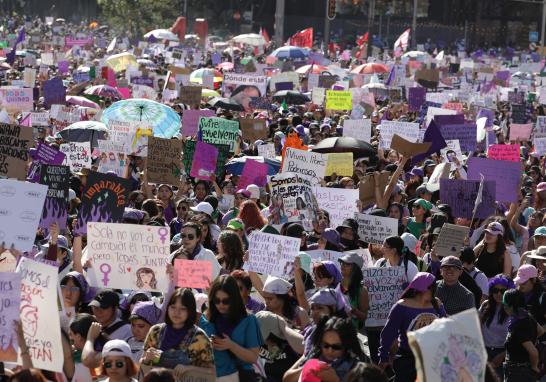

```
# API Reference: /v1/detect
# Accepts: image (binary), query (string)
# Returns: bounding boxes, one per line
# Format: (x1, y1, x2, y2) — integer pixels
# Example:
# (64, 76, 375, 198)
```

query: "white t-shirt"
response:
(373, 257, 418, 284)
(72, 362, 93, 382)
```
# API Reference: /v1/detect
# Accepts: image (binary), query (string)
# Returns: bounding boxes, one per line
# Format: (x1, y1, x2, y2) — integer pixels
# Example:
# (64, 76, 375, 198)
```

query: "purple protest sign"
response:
(39, 164, 70, 230)
(237, 159, 269, 189)
(433, 114, 465, 126)
(182, 109, 215, 137)
(58, 61, 69, 74)
(408, 87, 426, 112)
(130, 76, 154, 87)
(439, 178, 496, 219)
(438, 123, 477, 152)
(43, 77, 66, 108)
(477, 109, 495, 127)
(190, 141, 218, 180)
(27, 143, 66, 183)
(467, 156, 521, 202)
(65, 36, 93, 47)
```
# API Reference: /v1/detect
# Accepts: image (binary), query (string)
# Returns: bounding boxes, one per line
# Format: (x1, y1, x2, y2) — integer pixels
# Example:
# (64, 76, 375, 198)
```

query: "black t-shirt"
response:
(260, 339, 300, 382)
(505, 316, 538, 363)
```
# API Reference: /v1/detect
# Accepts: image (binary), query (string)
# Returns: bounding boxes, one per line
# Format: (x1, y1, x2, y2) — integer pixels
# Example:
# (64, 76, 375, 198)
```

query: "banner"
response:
(190, 141, 218, 181)
(289, 27, 313, 48)
(439, 178, 496, 219)
(325, 90, 352, 110)
(65, 36, 93, 47)
(0, 273, 21, 362)
(39, 165, 69, 230)
(199, 117, 239, 152)
(0, 87, 33, 112)
(147, 136, 183, 185)
(314, 187, 359, 228)
(281, 147, 326, 183)
(467, 157, 520, 202)
(222, 73, 268, 106)
(16, 257, 63, 372)
(362, 266, 406, 326)
(182, 109, 215, 137)
(174, 259, 212, 289)
(354, 213, 398, 244)
(0, 124, 33, 180)
(244, 232, 301, 278)
(60, 142, 91, 173)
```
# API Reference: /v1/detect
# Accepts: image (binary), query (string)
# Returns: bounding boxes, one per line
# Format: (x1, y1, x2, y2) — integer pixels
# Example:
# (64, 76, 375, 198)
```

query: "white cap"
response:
(401, 233, 418, 253)
(68, 188, 77, 202)
(190, 202, 213, 216)
(102, 339, 132, 358)
(246, 184, 260, 199)
(263, 276, 292, 295)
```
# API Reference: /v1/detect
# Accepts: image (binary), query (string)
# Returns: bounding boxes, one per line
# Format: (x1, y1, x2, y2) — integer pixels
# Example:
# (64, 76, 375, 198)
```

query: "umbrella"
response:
(66, 95, 100, 109)
(217, 62, 234, 71)
(361, 82, 386, 89)
(295, 64, 329, 74)
(270, 46, 309, 60)
(225, 156, 281, 175)
(106, 52, 138, 72)
(84, 85, 123, 99)
(190, 68, 223, 85)
(137, 59, 158, 70)
(272, 90, 310, 104)
(202, 88, 220, 98)
(207, 97, 245, 111)
(402, 50, 428, 59)
(57, 121, 108, 148)
(224, 47, 242, 55)
(311, 137, 377, 160)
(102, 99, 181, 138)
(350, 63, 389, 74)
(144, 29, 179, 41)
(232, 33, 267, 46)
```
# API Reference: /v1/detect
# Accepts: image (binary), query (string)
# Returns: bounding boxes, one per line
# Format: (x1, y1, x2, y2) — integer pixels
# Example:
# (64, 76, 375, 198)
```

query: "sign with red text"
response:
(174, 259, 213, 289)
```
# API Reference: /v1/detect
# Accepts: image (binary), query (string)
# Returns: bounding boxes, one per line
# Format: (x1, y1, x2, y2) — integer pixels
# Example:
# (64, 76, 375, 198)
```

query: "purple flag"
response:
(411, 120, 447, 165)
(385, 66, 395, 86)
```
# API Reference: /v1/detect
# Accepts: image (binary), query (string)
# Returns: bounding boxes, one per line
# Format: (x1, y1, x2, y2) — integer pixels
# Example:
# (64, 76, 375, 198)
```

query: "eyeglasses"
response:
(104, 361, 125, 369)
(491, 287, 507, 295)
(321, 342, 343, 351)
(213, 297, 231, 306)
(61, 285, 80, 293)
(180, 234, 195, 240)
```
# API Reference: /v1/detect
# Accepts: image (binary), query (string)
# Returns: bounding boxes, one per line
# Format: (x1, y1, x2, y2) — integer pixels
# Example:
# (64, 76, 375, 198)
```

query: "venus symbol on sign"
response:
(100, 263, 112, 286)
(158, 227, 169, 244)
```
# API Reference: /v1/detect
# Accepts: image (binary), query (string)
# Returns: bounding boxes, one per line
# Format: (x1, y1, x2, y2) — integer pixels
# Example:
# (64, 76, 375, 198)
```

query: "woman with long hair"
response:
(230, 270, 266, 314)
(216, 231, 245, 273)
(514, 264, 546, 326)
(199, 275, 263, 381)
(337, 253, 368, 330)
(376, 236, 419, 285)
(154, 184, 177, 224)
(141, 289, 214, 379)
(238, 200, 266, 233)
(378, 272, 447, 382)
(474, 222, 512, 277)
(192, 180, 211, 204)
(404, 198, 431, 238)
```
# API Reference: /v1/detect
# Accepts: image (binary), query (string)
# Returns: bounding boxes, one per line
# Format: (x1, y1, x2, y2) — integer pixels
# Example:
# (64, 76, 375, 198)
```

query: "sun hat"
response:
(527, 245, 546, 260)
(255, 311, 285, 340)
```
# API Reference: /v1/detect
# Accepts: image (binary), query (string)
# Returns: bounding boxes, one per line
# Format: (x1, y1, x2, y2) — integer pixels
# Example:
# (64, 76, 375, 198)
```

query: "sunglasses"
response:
(321, 342, 343, 351)
(491, 287, 507, 295)
(61, 285, 80, 293)
(180, 234, 195, 240)
(213, 297, 231, 306)
(104, 361, 125, 369)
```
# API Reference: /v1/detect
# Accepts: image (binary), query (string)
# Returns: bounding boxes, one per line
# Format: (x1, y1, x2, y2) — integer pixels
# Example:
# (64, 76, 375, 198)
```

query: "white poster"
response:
(60, 142, 91, 172)
(314, 186, 359, 228)
(281, 147, 326, 184)
(379, 121, 420, 149)
(354, 212, 398, 244)
(343, 118, 372, 143)
(244, 232, 300, 278)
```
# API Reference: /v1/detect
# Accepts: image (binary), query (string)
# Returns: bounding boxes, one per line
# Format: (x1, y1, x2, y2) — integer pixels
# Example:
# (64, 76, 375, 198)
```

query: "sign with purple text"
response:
(0, 273, 21, 362)
(439, 178, 496, 219)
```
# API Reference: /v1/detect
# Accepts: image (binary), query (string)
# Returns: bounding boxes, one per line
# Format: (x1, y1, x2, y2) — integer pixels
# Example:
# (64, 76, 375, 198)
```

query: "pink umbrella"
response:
(66, 95, 100, 109)
(216, 62, 234, 71)
(350, 63, 389, 74)
(295, 64, 329, 74)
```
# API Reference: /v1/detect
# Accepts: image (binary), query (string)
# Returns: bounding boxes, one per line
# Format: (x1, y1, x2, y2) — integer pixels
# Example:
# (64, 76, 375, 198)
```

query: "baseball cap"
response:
(236, 189, 251, 198)
(285, 223, 306, 238)
(514, 264, 538, 285)
(440, 256, 463, 269)
(89, 289, 119, 309)
(190, 202, 213, 216)
(534, 226, 546, 237)
(102, 339, 132, 358)
(263, 276, 292, 294)
(409, 167, 424, 178)
(226, 219, 244, 231)
(130, 301, 162, 326)
(338, 252, 364, 269)
(246, 184, 260, 199)
(484, 222, 504, 236)
(413, 198, 432, 212)
(402, 272, 436, 297)
(321, 228, 341, 247)
(537, 182, 546, 192)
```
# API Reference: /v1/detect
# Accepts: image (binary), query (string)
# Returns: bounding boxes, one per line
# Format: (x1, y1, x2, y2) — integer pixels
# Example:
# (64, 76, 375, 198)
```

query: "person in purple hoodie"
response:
(378, 272, 447, 382)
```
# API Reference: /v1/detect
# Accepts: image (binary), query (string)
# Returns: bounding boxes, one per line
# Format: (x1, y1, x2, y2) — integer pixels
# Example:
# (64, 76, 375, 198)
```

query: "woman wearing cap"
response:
(199, 275, 263, 381)
(378, 272, 446, 382)
(99, 339, 139, 382)
(141, 289, 214, 378)
(479, 275, 515, 378)
(514, 264, 546, 327)
(216, 231, 245, 274)
(404, 198, 431, 239)
(337, 252, 368, 331)
(127, 301, 162, 363)
(474, 222, 512, 278)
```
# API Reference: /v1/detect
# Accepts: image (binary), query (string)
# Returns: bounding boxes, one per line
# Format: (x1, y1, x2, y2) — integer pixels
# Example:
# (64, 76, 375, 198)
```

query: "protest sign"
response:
(408, 309, 487, 382)
(534, 137, 546, 156)
(85, 223, 170, 291)
(27, 143, 66, 183)
(440, 140, 463, 164)
(131, 84, 156, 99)
(23, 68, 36, 88)
(74, 171, 131, 235)
(467, 156, 520, 202)
(425, 106, 457, 127)
(325, 152, 353, 176)
(509, 123, 533, 141)
(0, 124, 33, 180)
(222, 73, 268, 99)
(199, 117, 239, 152)
(107, 119, 151, 155)
(354, 213, 398, 244)
(24, 112, 50, 127)
(0, 273, 21, 362)
(391, 134, 431, 157)
(325, 90, 352, 110)
(43, 77, 66, 108)
(487, 144, 520, 162)
(190, 141, 218, 181)
(270, 72, 299, 92)
(362, 266, 406, 326)
(342, 119, 371, 142)
(50, 105, 82, 133)
(408, 87, 427, 112)
(359, 171, 390, 207)
(0, 87, 33, 112)
(179, 86, 202, 106)
(39, 165, 69, 230)
(239, 118, 267, 142)
(257, 143, 276, 159)
(238, 159, 269, 189)
(314, 187, 359, 228)
(96, 141, 126, 177)
(0, 180, 47, 252)
(244, 232, 300, 278)
(311, 88, 325, 105)
(182, 109, 215, 137)
(147, 136, 183, 185)
(183, 140, 196, 176)
(60, 142, 91, 172)
(379, 121, 420, 149)
(305, 250, 344, 267)
(510, 104, 528, 124)
(435, 223, 470, 258)
(281, 147, 327, 183)
(439, 178, 496, 219)
(16, 257, 63, 372)
(535, 116, 546, 138)
(174, 259, 213, 289)
(438, 123, 477, 152)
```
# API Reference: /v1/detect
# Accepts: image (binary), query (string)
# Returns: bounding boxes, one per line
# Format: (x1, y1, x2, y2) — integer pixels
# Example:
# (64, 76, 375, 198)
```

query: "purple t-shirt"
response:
(246, 297, 265, 314)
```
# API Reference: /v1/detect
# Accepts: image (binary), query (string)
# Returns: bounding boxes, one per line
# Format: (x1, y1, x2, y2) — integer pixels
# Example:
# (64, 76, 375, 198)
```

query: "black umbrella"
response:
(311, 137, 377, 162)
(207, 97, 245, 111)
(272, 90, 310, 105)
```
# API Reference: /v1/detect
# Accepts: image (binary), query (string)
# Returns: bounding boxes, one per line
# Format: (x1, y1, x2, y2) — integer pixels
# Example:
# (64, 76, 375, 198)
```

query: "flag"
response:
(107, 37, 117, 53)
(260, 27, 270, 44)
(6, 26, 25, 65)
(14, 27, 25, 46)
(393, 28, 410, 54)
(289, 28, 313, 49)
(473, 174, 485, 216)
(411, 120, 447, 165)
(281, 100, 288, 112)
(356, 32, 368, 47)
(385, 66, 396, 86)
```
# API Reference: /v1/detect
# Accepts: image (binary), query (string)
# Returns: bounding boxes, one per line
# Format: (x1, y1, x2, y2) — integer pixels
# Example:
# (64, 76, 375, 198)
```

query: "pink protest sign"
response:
(442, 102, 463, 113)
(175, 259, 213, 289)
(237, 159, 269, 189)
(487, 144, 520, 162)
(190, 141, 218, 180)
(182, 109, 215, 136)
(509, 123, 533, 141)
(64, 36, 93, 47)
(117, 88, 131, 99)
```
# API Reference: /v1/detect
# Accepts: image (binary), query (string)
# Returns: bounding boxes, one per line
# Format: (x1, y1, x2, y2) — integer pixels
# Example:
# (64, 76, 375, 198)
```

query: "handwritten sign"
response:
(60, 142, 91, 173)
(438, 123, 477, 152)
(107, 119, 150, 156)
(326, 90, 352, 110)
(199, 117, 239, 152)
(435, 224, 470, 258)
(343, 119, 371, 142)
(535, 116, 546, 139)
(439, 178, 496, 219)
(147, 137, 183, 185)
(257, 143, 276, 159)
(16, 257, 63, 372)
(325, 153, 353, 177)
(509, 123, 533, 141)
(354, 213, 398, 244)
(314, 187, 359, 228)
(0, 273, 21, 362)
(179, 86, 202, 106)
(39, 165, 70, 230)
(174, 259, 212, 289)
(85, 223, 170, 291)
(244, 232, 300, 278)
(379, 121, 420, 149)
(487, 144, 520, 162)
(362, 266, 406, 326)
(467, 156, 520, 202)
(239, 118, 268, 142)
(238, 159, 269, 189)
(534, 137, 546, 156)
(281, 147, 326, 183)
(0, 124, 33, 180)
(190, 141, 218, 181)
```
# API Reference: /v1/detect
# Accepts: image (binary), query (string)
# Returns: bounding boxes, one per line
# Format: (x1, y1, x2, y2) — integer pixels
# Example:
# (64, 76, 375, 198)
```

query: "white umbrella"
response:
(143, 29, 179, 41)
(231, 33, 266, 46)
(435, 50, 445, 61)
(402, 50, 428, 59)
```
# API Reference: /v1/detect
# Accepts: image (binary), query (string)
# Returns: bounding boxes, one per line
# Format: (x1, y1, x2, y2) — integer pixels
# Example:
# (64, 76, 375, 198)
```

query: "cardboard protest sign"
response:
(0, 180, 47, 252)
(43, 77, 66, 108)
(439, 178, 496, 219)
(435, 223, 470, 258)
(362, 266, 406, 326)
(343, 119, 371, 142)
(244, 232, 301, 278)
(467, 156, 520, 202)
(325, 90, 352, 110)
(190, 141, 218, 181)
(487, 144, 520, 162)
(60, 142, 91, 173)
(179, 86, 202, 106)
(74, 171, 131, 235)
(408, 309, 487, 382)
(16, 257, 63, 372)
(27, 143, 66, 183)
(0, 87, 33, 112)
(359, 171, 389, 207)
(238, 159, 269, 189)
(39, 165, 69, 230)
(147, 136, 183, 185)
(325, 152, 353, 176)
(314, 186, 359, 228)
(239, 118, 267, 142)
(391, 134, 431, 157)
(0, 124, 33, 180)
(257, 143, 276, 159)
(379, 121, 420, 149)
(354, 213, 398, 244)
(23, 68, 36, 88)
(174, 259, 212, 289)
(509, 123, 533, 141)
(281, 147, 326, 183)
(199, 117, 240, 152)
(415, 68, 439, 88)
(85, 222, 169, 291)
(0, 273, 21, 362)
(182, 109, 215, 137)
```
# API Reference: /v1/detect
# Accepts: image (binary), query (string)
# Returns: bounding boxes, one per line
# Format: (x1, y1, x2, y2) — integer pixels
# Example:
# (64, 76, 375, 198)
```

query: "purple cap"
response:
(401, 272, 436, 297)
(321, 261, 342, 285)
(409, 167, 424, 178)
(130, 301, 162, 325)
(236, 189, 251, 198)
(321, 228, 341, 247)
(295, 124, 305, 136)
